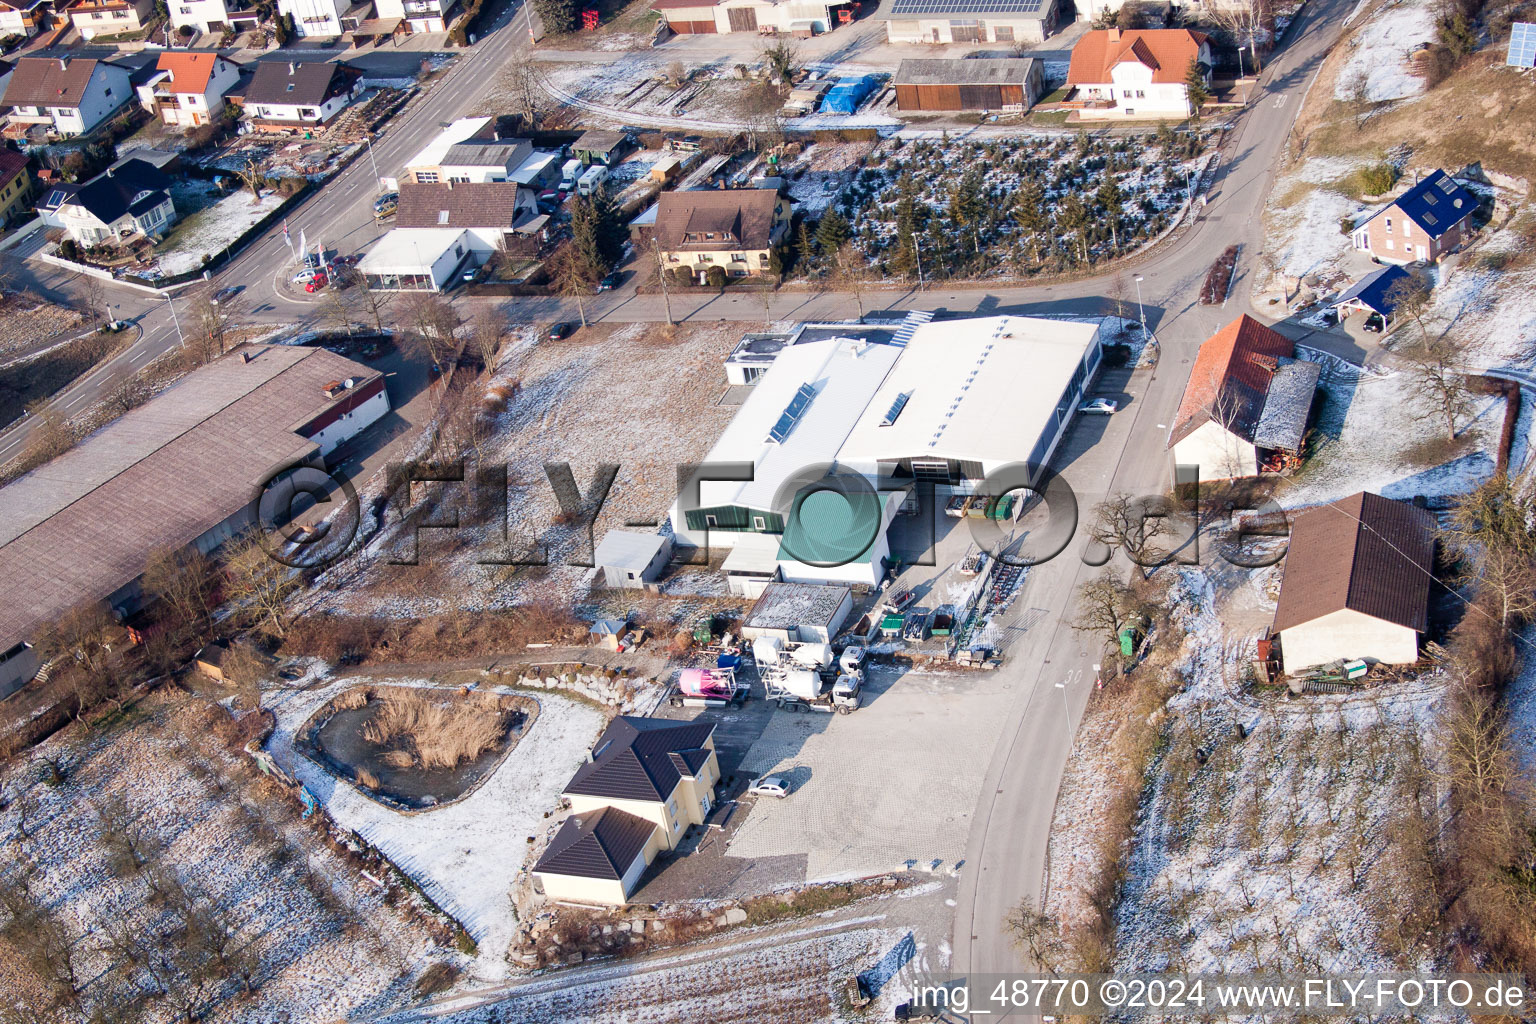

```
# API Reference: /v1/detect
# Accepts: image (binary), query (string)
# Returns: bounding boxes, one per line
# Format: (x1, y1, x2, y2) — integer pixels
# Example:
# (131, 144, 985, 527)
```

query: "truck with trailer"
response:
(668, 666, 749, 708)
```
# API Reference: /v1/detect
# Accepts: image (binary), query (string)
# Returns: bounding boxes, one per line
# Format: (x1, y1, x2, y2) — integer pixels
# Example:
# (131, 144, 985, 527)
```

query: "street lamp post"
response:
(1237, 45, 1246, 80)
(1133, 274, 1147, 335)
(364, 132, 381, 187)
(913, 236, 926, 291)
(1054, 679, 1071, 729)
(164, 293, 184, 346)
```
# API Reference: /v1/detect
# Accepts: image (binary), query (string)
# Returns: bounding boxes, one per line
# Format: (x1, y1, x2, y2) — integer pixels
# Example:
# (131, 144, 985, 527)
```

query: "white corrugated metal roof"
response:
(696, 338, 901, 513)
(358, 228, 469, 273)
(593, 529, 668, 571)
(839, 316, 1100, 469)
(402, 116, 492, 172)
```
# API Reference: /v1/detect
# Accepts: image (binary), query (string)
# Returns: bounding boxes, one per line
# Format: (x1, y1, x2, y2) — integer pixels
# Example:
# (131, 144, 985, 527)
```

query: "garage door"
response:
(727, 6, 758, 31)
(948, 18, 979, 41)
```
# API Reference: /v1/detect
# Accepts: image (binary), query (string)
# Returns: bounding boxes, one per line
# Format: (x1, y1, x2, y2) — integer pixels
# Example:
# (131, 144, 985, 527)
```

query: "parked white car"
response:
(1079, 398, 1118, 414)
(748, 776, 791, 799)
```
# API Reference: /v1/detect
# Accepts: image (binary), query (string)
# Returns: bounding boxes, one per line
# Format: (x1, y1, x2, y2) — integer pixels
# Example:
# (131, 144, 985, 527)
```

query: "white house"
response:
(65, 0, 155, 40)
(242, 60, 360, 129)
(394, 182, 539, 257)
(0, 0, 48, 37)
(1065, 27, 1211, 119)
(168, 0, 261, 35)
(137, 51, 240, 128)
(373, 0, 457, 33)
(278, 0, 353, 34)
(36, 158, 176, 246)
(0, 56, 133, 137)
(653, 0, 847, 35)
(1272, 492, 1436, 675)
(1166, 315, 1319, 482)
(358, 227, 475, 291)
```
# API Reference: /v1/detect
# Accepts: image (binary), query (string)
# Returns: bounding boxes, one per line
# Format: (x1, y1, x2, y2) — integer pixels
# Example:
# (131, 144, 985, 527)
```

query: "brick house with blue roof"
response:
(1351, 169, 1476, 266)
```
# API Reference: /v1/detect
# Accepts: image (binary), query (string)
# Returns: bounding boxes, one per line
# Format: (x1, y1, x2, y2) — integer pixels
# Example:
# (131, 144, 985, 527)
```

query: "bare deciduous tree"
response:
(222, 535, 300, 638)
(1072, 572, 1138, 649)
(1401, 335, 1472, 440)
(33, 600, 117, 674)
(1089, 493, 1171, 578)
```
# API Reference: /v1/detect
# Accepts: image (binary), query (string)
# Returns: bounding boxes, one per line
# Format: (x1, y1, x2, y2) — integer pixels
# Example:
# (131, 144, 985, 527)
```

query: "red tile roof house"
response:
(1271, 491, 1436, 675)
(1349, 169, 1476, 266)
(1167, 315, 1321, 482)
(1066, 27, 1211, 120)
(135, 51, 240, 129)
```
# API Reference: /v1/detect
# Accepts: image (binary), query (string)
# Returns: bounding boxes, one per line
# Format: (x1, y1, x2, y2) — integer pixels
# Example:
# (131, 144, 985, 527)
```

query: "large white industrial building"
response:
(669, 314, 1104, 586)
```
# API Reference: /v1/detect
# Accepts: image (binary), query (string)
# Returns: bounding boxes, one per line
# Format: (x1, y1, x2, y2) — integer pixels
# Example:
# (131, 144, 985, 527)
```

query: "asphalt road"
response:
(947, 0, 1365, 992)
(0, 0, 1366, 999)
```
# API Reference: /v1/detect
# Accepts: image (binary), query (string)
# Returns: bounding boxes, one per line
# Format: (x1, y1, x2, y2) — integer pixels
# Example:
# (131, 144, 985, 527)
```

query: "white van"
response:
(577, 164, 610, 197)
(560, 158, 583, 189)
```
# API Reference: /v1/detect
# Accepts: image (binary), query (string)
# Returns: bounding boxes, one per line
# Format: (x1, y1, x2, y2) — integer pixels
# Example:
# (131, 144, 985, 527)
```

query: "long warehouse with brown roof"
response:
(0, 344, 388, 696)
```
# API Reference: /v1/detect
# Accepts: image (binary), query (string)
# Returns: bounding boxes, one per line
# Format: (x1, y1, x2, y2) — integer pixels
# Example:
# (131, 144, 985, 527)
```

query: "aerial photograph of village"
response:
(0, 0, 1533, 1017)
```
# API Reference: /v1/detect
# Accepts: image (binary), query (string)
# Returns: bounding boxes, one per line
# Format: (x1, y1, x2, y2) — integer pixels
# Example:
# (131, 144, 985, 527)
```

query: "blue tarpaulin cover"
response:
(820, 75, 880, 114)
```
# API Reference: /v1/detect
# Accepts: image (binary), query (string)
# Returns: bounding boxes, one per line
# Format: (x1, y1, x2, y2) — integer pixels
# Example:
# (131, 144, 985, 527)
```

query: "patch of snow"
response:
(1332, 0, 1436, 102)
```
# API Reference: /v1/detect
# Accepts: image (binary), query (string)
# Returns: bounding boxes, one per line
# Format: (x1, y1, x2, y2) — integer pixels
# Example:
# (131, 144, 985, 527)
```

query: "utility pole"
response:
(651, 238, 674, 326)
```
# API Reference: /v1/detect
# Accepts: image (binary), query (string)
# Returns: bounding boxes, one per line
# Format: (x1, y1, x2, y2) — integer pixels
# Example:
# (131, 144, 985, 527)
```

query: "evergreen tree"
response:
(568, 197, 608, 280)
(1095, 175, 1123, 249)
(1184, 59, 1209, 121)
(795, 221, 817, 265)
(1056, 194, 1090, 264)
(815, 208, 851, 254)
(585, 186, 626, 269)
(888, 172, 924, 280)
(946, 170, 985, 256)
(531, 0, 579, 33)
(1011, 180, 1048, 264)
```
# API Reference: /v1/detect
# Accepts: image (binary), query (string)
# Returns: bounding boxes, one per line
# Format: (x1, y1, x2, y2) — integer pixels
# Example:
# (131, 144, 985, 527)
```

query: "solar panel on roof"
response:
(766, 382, 818, 444)
(1508, 22, 1536, 68)
(880, 391, 912, 427)
(1436, 178, 1456, 194)
(889, 0, 1043, 14)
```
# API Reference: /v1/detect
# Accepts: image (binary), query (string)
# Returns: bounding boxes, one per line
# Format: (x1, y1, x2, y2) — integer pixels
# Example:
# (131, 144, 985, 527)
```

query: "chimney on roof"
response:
(288, 62, 297, 75)
(242, 351, 253, 363)
(58, 57, 67, 71)
(1107, 27, 1121, 42)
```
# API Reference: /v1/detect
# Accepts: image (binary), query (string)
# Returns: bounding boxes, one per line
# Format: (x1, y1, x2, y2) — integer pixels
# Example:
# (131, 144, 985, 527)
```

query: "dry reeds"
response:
(356, 767, 380, 790)
(360, 691, 507, 770)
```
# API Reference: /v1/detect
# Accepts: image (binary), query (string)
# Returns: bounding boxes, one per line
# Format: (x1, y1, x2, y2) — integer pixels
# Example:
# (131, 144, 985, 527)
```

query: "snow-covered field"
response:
(153, 188, 286, 276)
(1332, 0, 1436, 102)
(308, 321, 742, 617)
(1262, 159, 1374, 285)
(1112, 571, 1449, 975)
(1274, 357, 1509, 510)
(0, 694, 439, 1022)
(262, 674, 606, 980)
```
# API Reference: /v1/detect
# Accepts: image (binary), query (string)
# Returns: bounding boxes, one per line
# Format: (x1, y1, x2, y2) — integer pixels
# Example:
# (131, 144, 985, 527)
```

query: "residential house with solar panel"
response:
(1065, 27, 1211, 119)
(1271, 492, 1436, 675)
(1349, 169, 1476, 266)
(533, 717, 720, 905)
(35, 157, 176, 245)
(1166, 315, 1320, 482)
(884, 0, 1058, 45)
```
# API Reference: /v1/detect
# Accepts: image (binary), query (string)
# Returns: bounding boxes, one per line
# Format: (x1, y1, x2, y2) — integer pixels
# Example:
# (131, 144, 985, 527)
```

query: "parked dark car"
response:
(549, 322, 574, 340)
(1363, 313, 1386, 333)
(597, 271, 620, 292)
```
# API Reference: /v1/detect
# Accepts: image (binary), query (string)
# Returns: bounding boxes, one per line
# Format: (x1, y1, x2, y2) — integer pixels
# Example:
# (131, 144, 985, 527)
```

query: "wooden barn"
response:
(893, 58, 1043, 112)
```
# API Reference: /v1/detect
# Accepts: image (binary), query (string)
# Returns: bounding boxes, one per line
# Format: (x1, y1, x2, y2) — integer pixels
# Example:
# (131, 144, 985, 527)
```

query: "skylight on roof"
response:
(1423, 192, 1438, 205)
(1422, 210, 1438, 226)
(880, 391, 911, 427)
(766, 382, 817, 444)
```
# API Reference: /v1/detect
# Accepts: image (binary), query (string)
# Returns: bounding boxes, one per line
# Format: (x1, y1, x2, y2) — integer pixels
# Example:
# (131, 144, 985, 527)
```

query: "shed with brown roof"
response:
(893, 58, 1043, 111)
(1272, 491, 1437, 675)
